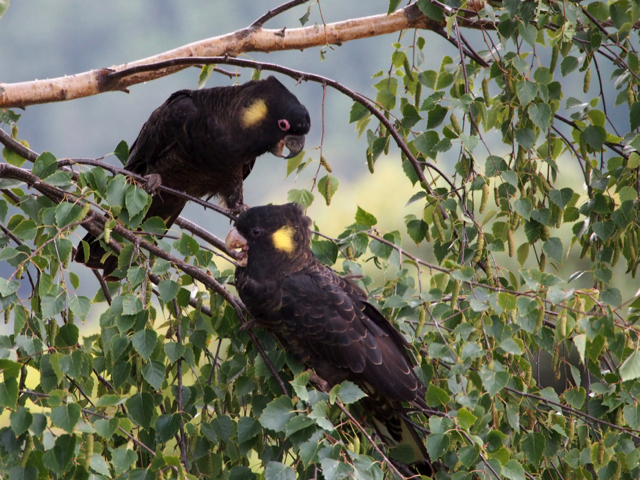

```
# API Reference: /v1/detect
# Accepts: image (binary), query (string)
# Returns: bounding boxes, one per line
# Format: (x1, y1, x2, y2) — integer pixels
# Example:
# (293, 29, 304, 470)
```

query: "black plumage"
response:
(76, 76, 310, 276)
(226, 203, 433, 474)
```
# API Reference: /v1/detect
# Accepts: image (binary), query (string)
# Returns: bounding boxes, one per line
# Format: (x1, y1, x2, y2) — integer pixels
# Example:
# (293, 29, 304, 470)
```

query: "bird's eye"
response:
(278, 119, 290, 131)
(252, 228, 262, 236)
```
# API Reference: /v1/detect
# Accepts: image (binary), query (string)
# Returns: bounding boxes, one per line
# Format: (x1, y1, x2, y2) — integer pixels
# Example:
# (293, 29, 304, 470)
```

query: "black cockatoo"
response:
(225, 203, 434, 475)
(76, 76, 310, 276)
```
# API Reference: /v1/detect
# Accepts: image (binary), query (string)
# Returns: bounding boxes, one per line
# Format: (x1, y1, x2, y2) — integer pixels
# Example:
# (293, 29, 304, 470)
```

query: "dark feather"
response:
(229, 203, 434, 473)
(75, 77, 310, 277)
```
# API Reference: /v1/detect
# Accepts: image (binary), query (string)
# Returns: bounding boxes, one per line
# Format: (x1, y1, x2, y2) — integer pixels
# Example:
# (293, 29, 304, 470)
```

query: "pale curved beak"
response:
(270, 134, 306, 159)
(225, 228, 248, 267)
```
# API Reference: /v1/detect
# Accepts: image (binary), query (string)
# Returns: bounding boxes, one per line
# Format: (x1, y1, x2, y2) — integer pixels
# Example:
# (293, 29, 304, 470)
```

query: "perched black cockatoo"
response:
(226, 203, 434, 475)
(76, 76, 310, 276)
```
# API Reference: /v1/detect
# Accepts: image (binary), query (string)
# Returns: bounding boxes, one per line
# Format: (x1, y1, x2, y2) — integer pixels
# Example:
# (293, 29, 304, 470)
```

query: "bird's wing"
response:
(277, 264, 421, 403)
(126, 90, 199, 174)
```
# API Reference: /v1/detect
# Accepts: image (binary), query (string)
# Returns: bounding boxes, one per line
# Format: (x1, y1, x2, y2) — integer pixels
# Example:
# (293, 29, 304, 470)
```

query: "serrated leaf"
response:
(125, 392, 154, 430)
(125, 184, 150, 218)
(156, 413, 181, 443)
(131, 329, 157, 361)
(141, 360, 165, 390)
(260, 396, 293, 432)
(10, 407, 32, 436)
(287, 188, 314, 208)
(355, 206, 377, 226)
(50, 403, 81, 433)
(620, 350, 640, 382)
(114, 140, 129, 165)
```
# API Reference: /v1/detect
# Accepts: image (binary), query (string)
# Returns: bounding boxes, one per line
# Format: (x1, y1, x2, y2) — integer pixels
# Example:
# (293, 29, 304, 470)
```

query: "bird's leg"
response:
(307, 371, 330, 393)
(144, 173, 163, 195)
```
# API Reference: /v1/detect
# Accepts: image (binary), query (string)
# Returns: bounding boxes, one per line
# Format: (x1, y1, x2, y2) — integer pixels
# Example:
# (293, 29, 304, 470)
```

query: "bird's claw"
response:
(144, 173, 163, 195)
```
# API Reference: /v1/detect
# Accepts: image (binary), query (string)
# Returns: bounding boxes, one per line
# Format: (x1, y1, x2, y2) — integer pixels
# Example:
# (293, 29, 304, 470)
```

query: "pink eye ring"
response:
(278, 119, 290, 131)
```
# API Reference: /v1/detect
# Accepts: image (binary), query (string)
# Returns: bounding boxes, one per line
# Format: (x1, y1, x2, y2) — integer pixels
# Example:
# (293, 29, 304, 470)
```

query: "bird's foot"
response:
(308, 371, 330, 392)
(229, 203, 250, 215)
(144, 173, 163, 195)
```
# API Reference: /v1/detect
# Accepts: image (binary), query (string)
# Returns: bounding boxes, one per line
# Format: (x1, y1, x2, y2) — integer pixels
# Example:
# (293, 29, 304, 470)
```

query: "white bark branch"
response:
(0, 4, 447, 108)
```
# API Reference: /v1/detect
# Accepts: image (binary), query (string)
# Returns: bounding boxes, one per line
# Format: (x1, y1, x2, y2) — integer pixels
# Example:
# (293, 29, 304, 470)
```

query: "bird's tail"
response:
(362, 398, 434, 477)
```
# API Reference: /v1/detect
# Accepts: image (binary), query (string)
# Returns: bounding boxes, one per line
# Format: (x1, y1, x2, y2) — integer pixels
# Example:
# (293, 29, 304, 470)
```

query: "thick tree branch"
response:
(0, 4, 451, 108)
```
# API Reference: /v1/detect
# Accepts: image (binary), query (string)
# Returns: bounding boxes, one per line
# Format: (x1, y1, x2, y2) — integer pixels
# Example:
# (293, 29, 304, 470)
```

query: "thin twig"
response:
(251, 0, 311, 28)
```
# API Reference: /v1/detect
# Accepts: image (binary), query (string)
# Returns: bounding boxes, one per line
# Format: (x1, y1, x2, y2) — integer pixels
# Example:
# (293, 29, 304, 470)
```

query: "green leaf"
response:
(32, 152, 58, 179)
(10, 406, 33, 436)
(125, 184, 150, 218)
(332, 381, 366, 404)
(549, 188, 573, 209)
(355, 206, 377, 226)
(198, 65, 214, 89)
(89, 455, 112, 478)
(561, 56, 579, 76)
(620, 350, 640, 382)
(260, 396, 294, 433)
(238, 416, 262, 444)
(623, 404, 640, 429)
(349, 102, 369, 123)
(529, 103, 552, 131)
(131, 329, 157, 361)
(515, 128, 536, 150)
(69, 296, 91, 321)
(8, 466, 38, 480)
(514, 198, 532, 220)
(3, 147, 27, 167)
(502, 460, 525, 480)
(265, 462, 296, 480)
(114, 140, 129, 165)
(485, 155, 508, 177)
(564, 387, 586, 408)
(156, 413, 181, 443)
(601, 288, 622, 307)
(311, 240, 338, 266)
(111, 446, 137, 475)
(94, 418, 119, 439)
(521, 432, 545, 465)
(387, 0, 401, 14)
(141, 360, 165, 390)
(426, 384, 450, 407)
(582, 126, 606, 149)
(285, 152, 304, 178)
(516, 80, 537, 105)
(157, 280, 180, 303)
(480, 368, 509, 396)
(50, 403, 81, 433)
(592, 221, 615, 241)
(318, 174, 339, 206)
(426, 432, 450, 459)
(164, 342, 186, 363)
(543, 238, 563, 263)
(0, 278, 20, 297)
(125, 392, 154, 430)
(287, 188, 314, 208)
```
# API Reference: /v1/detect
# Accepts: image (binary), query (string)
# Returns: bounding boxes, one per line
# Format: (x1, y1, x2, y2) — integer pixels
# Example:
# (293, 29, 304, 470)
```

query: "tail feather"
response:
(362, 397, 434, 476)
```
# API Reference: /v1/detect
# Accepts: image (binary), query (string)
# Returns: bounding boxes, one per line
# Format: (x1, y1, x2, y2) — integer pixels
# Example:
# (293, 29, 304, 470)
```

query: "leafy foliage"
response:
(2, 0, 640, 479)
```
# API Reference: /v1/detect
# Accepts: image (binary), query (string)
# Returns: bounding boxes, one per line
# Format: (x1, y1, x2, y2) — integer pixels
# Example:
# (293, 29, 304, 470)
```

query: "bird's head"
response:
(238, 76, 311, 159)
(225, 203, 312, 276)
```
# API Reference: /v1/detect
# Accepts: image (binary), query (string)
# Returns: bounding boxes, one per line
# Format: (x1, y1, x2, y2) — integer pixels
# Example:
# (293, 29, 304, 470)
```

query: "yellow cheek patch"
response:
(271, 226, 295, 254)
(242, 99, 268, 128)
